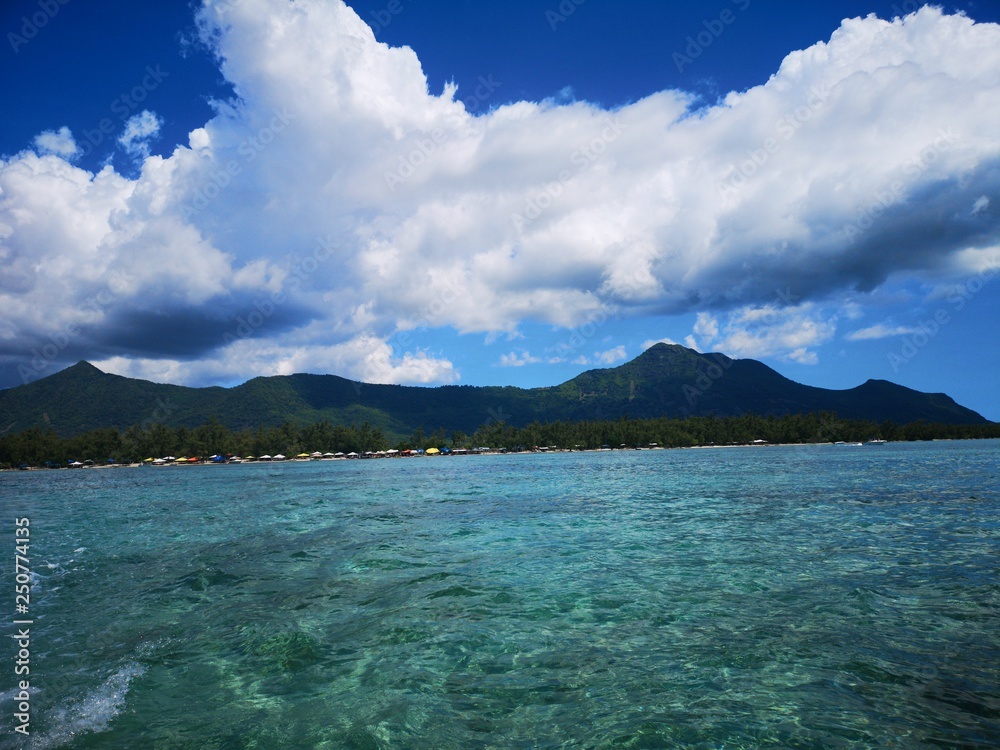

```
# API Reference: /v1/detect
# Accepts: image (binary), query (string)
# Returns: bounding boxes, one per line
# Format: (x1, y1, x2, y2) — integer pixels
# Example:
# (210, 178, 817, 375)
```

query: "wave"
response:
(27, 659, 146, 749)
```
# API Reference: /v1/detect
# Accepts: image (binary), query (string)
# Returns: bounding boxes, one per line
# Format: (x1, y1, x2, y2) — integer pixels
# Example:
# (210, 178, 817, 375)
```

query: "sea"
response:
(1, 440, 998, 749)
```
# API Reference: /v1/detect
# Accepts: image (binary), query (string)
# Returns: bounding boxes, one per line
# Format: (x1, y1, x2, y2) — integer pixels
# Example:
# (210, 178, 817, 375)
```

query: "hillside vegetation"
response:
(0, 345, 986, 443)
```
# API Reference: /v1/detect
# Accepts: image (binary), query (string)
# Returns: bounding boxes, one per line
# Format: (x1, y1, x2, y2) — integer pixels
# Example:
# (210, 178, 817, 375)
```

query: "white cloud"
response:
(33, 126, 77, 158)
(845, 323, 919, 341)
(118, 111, 163, 159)
(567, 345, 628, 367)
(95, 335, 458, 386)
(786, 348, 819, 365)
(498, 350, 541, 367)
(595, 345, 627, 365)
(2, 3, 1000, 387)
(688, 303, 838, 363)
(692, 313, 719, 341)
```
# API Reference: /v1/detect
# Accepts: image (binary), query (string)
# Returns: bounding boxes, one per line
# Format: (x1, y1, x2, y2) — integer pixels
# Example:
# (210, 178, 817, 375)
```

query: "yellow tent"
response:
(426, 448, 441, 455)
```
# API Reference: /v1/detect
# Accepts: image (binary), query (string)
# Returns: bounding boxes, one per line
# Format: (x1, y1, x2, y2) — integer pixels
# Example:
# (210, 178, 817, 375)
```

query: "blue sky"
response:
(1, 0, 998, 420)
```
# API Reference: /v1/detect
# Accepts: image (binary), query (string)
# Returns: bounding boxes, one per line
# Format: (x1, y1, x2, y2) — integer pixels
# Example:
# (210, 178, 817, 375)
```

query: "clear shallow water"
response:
(2, 440, 998, 749)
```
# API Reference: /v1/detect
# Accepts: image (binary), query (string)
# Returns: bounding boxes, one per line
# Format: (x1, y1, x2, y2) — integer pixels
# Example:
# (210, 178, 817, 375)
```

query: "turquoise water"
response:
(2, 440, 999, 749)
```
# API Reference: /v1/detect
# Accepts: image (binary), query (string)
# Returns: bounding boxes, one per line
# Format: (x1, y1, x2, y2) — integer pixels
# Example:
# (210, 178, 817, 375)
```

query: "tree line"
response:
(470, 412, 1000, 452)
(1, 412, 998, 468)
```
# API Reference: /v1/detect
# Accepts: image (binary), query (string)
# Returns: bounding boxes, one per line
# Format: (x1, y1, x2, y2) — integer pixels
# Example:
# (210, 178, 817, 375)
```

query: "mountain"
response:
(0, 345, 987, 438)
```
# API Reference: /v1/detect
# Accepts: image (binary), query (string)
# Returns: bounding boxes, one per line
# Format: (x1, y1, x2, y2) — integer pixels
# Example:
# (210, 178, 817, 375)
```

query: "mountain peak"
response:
(638, 342, 730, 361)
(50, 361, 106, 380)
(634, 342, 695, 361)
(0, 349, 987, 437)
(69, 361, 103, 373)
(643, 342, 689, 354)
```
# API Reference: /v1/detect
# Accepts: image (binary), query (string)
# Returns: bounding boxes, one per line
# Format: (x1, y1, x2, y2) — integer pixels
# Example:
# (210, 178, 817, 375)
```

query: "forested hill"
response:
(0, 344, 987, 439)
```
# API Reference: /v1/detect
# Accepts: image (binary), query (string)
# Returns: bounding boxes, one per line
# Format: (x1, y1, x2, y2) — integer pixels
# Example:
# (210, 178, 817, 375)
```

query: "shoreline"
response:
(5, 437, 996, 472)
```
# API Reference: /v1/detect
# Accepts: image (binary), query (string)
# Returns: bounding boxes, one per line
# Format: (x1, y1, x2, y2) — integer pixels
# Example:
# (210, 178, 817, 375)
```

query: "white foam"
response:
(0, 684, 40, 702)
(29, 661, 146, 749)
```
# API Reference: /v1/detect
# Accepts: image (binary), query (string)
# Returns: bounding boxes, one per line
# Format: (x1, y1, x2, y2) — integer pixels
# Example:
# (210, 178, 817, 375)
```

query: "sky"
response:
(1, 0, 998, 420)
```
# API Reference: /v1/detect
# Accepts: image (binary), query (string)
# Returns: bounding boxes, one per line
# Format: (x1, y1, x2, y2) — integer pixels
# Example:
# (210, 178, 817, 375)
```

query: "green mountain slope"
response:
(0, 345, 987, 438)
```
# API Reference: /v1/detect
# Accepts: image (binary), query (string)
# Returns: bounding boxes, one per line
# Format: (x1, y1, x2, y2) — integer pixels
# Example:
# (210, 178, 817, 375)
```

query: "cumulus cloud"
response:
(1, 2, 999, 388)
(570, 346, 629, 367)
(93, 334, 457, 385)
(118, 110, 163, 159)
(32, 127, 77, 158)
(498, 350, 541, 367)
(687, 304, 838, 364)
(595, 346, 627, 365)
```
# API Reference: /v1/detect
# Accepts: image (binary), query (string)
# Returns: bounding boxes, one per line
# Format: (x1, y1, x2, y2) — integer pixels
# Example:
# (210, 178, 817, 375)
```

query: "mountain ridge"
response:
(0, 344, 987, 438)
